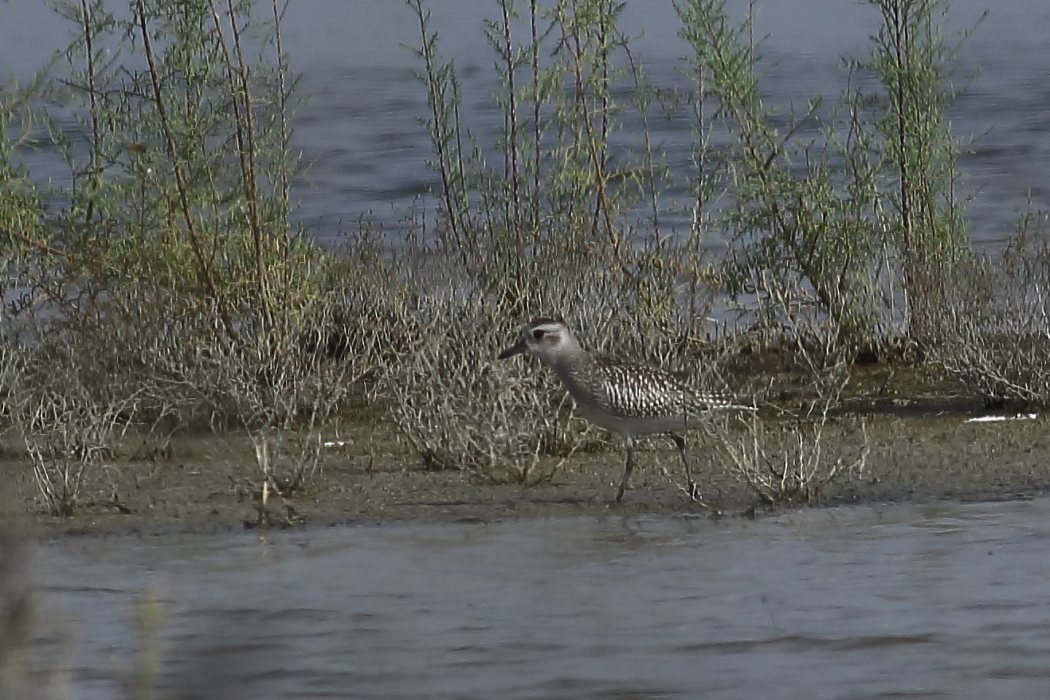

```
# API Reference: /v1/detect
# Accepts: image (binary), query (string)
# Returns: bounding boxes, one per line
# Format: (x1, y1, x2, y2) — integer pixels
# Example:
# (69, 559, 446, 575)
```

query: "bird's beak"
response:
(498, 338, 526, 360)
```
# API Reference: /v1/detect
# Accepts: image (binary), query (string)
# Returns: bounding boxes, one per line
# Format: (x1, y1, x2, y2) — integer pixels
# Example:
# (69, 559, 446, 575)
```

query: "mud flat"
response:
(2, 404, 1048, 538)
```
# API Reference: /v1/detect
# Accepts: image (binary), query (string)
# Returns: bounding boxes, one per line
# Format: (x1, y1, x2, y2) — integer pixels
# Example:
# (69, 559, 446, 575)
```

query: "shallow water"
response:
(34, 497, 1050, 699)
(2, 0, 1049, 247)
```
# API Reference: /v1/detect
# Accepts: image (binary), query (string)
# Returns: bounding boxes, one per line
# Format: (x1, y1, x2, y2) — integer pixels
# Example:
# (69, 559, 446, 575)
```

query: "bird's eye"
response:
(531, 329, 545, 340)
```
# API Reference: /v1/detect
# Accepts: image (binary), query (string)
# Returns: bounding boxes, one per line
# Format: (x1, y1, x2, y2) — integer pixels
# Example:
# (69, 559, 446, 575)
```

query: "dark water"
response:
(2, 0, 1049, 247)
(35, 498, 1050, 698)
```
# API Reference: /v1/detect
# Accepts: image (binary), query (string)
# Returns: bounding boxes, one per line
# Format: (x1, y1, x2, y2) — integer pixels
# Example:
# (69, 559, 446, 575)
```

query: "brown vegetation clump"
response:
(714, 358, 870, 505)
(920, 206, 1050, 406)
(385, 295, 587, 483)
(9, 344, 137, 516)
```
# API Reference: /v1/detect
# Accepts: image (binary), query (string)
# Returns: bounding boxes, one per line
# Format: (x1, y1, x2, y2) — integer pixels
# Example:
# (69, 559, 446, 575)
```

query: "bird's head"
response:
(498, 318, 577, 366)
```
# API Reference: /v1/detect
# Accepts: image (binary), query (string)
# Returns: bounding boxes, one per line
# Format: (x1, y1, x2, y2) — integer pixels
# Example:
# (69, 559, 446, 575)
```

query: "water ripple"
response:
(31, 497, 1050, 699)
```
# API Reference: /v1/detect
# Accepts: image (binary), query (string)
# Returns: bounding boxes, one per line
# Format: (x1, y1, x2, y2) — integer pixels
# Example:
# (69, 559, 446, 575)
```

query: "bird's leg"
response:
(669, 432, 701, 501)
(615, 435, 636, 503)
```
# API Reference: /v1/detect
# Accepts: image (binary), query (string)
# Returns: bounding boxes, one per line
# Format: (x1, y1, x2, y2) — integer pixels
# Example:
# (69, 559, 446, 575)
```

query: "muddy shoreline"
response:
(3, 398, 1049, 540)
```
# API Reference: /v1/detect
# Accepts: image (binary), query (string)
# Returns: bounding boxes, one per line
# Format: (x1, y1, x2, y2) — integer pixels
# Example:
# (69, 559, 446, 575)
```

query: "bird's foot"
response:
(679, 483, 723, 516)
(679, 481, 703, 502)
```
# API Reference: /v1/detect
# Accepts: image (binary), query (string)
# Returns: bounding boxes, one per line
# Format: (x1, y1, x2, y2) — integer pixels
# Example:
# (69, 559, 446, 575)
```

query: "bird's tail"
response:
(713, 394, 755, 411)
(704, 393, 758, 412)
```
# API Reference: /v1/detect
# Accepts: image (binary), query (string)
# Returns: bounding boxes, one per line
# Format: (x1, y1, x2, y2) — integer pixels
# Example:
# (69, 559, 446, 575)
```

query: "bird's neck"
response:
(547, 345, 595, 389)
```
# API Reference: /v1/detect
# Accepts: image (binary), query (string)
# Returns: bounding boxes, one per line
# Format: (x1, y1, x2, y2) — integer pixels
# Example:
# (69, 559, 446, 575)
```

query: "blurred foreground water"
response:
(32, 497, 1050, 699)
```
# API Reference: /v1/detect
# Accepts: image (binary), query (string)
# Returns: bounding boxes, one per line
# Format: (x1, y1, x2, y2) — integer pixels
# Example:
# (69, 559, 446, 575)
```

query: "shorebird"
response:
(498, 318, 754, 503)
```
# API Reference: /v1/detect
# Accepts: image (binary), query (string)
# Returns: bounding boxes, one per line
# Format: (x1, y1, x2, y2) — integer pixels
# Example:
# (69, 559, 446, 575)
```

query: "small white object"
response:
(323, 440, 351, 448)
(964, 413, 1038, 424)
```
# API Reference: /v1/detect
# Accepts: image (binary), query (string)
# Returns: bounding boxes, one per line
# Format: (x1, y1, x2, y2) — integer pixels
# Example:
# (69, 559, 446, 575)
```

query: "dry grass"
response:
(716, 404, 870, 507)
(381, 235, 742, 487)
(385, 295, 592, 484)
(711, 275, 872, 506)
(370, 225, 886, 504)
(9, 347, 136, 516)
(169, 289, 401, 496)
(3, 273, 413, 512)
(2, 242, 884, 513)
(922, 206, 1050, 405)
